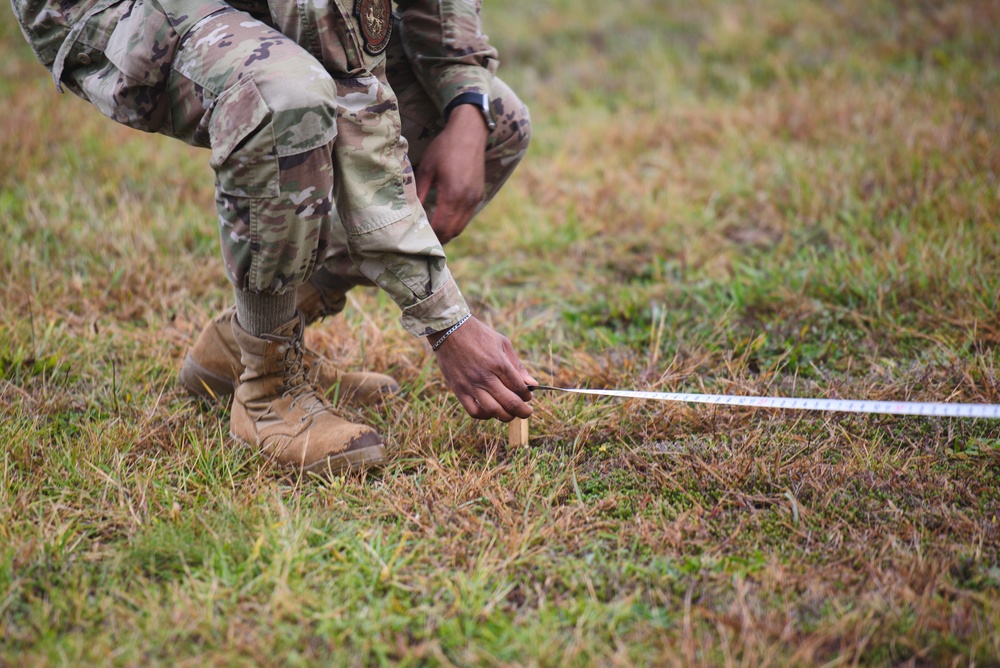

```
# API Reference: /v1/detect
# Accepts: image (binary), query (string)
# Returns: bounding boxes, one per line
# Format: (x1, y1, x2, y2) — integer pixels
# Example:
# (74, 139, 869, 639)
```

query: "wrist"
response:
(443, 92, 496, 132)
(444, 106, 490, 147)
(428, 314, 473, 351)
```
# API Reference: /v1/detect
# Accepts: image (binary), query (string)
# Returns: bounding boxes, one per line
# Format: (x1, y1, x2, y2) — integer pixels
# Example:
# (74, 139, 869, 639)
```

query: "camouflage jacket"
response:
(224, 0, 500, 111)
(396, 0, 499, 113)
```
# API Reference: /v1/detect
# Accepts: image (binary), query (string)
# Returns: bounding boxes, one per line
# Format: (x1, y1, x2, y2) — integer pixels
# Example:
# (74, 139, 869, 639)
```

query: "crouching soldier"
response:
(12, 0, 536, 475)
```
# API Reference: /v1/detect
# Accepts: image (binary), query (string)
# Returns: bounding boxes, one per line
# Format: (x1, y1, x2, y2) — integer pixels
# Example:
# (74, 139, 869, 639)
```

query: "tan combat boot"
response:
(179, 307, 398, 405)
(230, 314, 387, 475)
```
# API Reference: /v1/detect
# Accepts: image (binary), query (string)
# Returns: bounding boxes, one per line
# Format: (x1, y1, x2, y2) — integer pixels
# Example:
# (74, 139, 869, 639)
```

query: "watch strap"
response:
(443, 92, 497, 131)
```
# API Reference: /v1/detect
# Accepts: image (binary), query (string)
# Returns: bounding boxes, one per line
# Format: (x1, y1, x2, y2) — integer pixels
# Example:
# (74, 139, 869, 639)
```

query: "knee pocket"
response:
(210, 77, 279, 198)
(210, 74, 338, 199)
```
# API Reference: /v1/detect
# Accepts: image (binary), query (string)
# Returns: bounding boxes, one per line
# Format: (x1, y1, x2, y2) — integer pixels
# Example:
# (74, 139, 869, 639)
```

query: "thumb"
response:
(502, 344, 539, 388)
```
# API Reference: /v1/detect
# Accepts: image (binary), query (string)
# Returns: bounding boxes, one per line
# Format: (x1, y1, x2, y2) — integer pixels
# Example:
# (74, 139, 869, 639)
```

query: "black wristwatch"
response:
(444, 92, 497, 132)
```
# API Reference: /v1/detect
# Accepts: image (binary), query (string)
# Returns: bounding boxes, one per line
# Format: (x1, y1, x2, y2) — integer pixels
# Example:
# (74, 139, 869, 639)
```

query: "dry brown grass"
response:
(3, 0, 1000, 665)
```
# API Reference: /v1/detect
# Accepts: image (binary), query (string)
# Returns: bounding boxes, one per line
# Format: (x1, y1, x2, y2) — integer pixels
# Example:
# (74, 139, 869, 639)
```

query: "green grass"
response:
(3, 0, 1000, 665)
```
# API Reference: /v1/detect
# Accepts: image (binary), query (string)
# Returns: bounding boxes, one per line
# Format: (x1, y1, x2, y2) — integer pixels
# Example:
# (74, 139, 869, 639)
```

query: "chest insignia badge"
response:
(354, 0, 392, 55)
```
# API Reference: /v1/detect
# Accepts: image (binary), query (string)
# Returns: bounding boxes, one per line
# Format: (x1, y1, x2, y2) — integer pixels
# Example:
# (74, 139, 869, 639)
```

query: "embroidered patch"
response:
(353, 0, 392, 55)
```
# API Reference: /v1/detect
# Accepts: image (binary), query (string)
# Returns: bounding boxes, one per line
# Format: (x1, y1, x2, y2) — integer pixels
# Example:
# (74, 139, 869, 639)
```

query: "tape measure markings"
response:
(528, 386, 1000, 419)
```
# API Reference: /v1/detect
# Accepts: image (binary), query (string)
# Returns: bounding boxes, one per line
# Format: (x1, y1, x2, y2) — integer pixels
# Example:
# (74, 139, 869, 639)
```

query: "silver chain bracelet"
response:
(431, 314, 472, 352)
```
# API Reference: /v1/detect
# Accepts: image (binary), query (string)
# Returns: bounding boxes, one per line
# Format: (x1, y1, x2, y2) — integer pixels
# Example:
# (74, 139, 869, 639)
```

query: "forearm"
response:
(345, 213, 472, 337)
(332, 70, 471, 336)
(395, 0, 498, 112)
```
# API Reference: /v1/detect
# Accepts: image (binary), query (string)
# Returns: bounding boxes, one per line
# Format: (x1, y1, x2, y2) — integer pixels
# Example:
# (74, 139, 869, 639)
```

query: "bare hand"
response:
(416, 104, 488, 244)
(430, 317, 537, 421)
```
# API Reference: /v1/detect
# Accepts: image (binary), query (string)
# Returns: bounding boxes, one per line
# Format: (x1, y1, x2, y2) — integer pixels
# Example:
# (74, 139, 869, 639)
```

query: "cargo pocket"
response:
(209, 77, 280, 198)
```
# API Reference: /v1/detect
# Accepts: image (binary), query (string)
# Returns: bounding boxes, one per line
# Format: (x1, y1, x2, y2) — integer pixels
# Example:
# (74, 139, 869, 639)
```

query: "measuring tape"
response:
(529, 386, 1000, 419)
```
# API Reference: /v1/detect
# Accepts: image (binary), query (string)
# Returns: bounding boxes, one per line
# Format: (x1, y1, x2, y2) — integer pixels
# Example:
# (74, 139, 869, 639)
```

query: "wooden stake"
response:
(509, 417, 529, 447)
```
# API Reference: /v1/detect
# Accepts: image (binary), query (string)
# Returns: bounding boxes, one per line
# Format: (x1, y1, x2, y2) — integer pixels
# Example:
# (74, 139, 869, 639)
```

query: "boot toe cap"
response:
(307, 431, 387, 476)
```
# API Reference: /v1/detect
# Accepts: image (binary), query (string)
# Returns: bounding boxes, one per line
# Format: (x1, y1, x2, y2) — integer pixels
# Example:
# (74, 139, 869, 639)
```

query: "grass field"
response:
(3, 0, 1000, 665)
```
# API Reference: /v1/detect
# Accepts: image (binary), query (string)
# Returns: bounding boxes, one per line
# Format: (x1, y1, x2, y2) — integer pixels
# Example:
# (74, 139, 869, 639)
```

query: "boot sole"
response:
(304, 442, 388, 476)
(180, 354, 236, 399)
(230, 432, 387, 476)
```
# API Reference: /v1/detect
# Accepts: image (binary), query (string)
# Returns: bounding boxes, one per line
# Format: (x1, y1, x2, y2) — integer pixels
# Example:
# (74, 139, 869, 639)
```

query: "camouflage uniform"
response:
(311, 3, 532, 307)
(11, 0, 531, 337)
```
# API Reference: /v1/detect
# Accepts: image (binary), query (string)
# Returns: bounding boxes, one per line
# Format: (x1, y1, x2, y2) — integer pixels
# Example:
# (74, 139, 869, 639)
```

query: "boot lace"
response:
(266, 316, 333, 419)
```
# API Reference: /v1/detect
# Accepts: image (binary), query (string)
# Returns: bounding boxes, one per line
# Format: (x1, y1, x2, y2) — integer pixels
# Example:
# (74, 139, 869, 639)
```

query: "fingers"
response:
(415, 163, 461, 243)
(473, 358, 535, 421)
(456, 392, 490, 421)
(458, 385, 531, 422)
(435, 318, 535, 421)
(431, 191, 478, 245)
(453, 362, 533, 421)
(494, 338, 536, 401)
(431, 197, 459, 244)
(415, 162, 433, 206)
(455, 385, 513, 422)
(475, 391, 516, 422)
(500, 338, 539, 394)
(498, 390, 533, 420)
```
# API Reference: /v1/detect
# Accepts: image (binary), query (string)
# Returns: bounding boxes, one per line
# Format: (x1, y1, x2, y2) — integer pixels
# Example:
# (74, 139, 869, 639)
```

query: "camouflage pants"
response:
(12, 0, 530, 318)
(310, 22, 532, 304)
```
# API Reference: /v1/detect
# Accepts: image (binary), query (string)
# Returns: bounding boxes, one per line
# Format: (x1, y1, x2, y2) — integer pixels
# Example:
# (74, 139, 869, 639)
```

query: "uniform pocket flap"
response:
(209, 77, 279, 198)
(105, 0, 178, 88)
